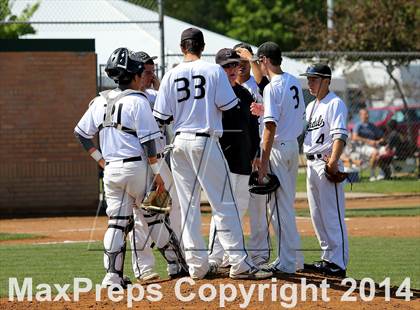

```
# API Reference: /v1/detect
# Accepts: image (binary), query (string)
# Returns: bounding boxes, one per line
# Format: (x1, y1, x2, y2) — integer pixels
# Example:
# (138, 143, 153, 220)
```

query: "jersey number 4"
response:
(175, 75, 206, 103)
(316, 133, 324, 144)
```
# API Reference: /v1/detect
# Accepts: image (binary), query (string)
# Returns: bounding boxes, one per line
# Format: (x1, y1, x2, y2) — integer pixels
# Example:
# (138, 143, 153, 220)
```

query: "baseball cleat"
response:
(304, 261, 346, 278)
(230, 267, 273, 280)
(169, 268, 190, 279)
(205, 262, 219, 278)
(138, 270, 160, 281)
(260, 264, 295, 275)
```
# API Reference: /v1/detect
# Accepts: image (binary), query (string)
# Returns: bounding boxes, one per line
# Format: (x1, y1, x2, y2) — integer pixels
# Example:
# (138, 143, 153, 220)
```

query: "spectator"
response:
(352, 108, 385, 181)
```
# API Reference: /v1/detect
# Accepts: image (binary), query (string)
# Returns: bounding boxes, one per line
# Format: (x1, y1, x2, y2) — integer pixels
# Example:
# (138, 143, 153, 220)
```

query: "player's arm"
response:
(142, 139, 164, 192)
(215, 66, 238, 111)
(74, 131, 105, 169)
(152, 73, 174, 123)
(258, 122, 276, 183)
(328, 99, 349, 172)
(236, 47, 265, 85)
(327, 138, 346, 174)
(136, 98, 165, 192)
(74, 101, 104, 168)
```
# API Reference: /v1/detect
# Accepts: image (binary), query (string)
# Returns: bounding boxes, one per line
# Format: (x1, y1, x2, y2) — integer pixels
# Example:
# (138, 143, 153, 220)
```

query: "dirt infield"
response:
(1, 195, 419, 309)
(2, 279, 420, 310)
(1, 196, 419, 245)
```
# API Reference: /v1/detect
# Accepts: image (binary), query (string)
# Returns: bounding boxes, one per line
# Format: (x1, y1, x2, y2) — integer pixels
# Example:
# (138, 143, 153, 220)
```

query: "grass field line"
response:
(59, 228, 103, 232)
(33, 240, 101, 245)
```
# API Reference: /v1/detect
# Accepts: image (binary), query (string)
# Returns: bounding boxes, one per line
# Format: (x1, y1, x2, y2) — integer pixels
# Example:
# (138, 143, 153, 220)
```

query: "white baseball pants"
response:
(306, 158, 349, 270)
(171, 133, 254, 279)
(102, 160, 151, 285)
(268, 140, 304, 273)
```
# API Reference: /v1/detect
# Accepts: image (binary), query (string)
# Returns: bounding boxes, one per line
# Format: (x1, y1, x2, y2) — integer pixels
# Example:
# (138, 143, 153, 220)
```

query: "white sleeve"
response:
(215, 66, 238, 111)
(134, 98, 162, 144)
(328, 98, 348, 137)
(153, 73, 173, 120)
(262, 85, 279, 124)
(74, 100, 98, 139)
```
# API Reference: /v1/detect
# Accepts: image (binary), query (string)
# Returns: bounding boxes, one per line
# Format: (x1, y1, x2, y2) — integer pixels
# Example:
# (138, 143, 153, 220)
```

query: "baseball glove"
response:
(248, 171, 280, 195)
(324, 165, 349, 183)
(141, 189, 171, 214)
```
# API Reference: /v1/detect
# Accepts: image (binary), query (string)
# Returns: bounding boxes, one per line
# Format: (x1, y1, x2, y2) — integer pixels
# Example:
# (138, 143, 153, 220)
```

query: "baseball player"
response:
(74, 47, 163, 287)
(256, 42, 305, 274)
(208, 48, 260, 268)
(129, 51, 187, 280)
(233, 43, 271, 266)
(153, 27, 272, 280)
(301, 63, 349, 277)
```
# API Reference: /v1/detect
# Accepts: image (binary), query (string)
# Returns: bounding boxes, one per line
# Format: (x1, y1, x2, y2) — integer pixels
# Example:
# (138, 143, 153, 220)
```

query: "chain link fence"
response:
(2, 1, 419, 181)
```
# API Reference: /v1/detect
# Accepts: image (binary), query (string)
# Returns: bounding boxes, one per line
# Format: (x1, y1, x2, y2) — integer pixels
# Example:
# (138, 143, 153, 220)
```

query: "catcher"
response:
(128, 51, 187, 281)
(301, 63, 349, 278)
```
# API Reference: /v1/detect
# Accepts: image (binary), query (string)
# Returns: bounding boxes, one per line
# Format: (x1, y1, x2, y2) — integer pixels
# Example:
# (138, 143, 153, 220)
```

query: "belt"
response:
(306, 154, 323, 161)
(106, 155, 142, 166)
(175, 132, 210, 137)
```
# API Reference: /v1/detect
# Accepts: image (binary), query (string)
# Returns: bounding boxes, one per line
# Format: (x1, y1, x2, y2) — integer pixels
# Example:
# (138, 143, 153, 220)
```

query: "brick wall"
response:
(0, 44, 98, 217)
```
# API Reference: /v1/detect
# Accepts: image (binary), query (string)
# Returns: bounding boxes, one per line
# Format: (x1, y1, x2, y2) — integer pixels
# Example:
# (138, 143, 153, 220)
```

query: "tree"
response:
(222, 0, 326, 50)
(0, 0, 40, 39)
(295, 0, 420, 139)
(164, 0, 229, 37)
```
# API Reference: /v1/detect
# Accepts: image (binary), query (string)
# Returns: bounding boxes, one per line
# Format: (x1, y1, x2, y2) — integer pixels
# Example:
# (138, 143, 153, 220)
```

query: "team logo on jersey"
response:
(307, 115, 325, 131)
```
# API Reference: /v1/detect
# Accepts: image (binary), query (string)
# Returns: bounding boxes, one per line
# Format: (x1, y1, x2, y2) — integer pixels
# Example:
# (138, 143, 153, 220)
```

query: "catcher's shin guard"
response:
(103, 215, 134, 277)
(144, 212, 188, 274)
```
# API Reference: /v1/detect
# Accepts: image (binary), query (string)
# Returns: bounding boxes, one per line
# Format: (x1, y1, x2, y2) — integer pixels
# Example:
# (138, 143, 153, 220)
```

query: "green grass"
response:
(0, 233, 44, 241)
(1, 236, 419, 297)
(296, 172, 420, 194)
(296, 206, 420, 218)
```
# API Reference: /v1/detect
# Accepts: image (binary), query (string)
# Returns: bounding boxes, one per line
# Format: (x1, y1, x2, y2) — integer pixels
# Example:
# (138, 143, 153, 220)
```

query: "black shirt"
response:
(220, 83, 260, 175)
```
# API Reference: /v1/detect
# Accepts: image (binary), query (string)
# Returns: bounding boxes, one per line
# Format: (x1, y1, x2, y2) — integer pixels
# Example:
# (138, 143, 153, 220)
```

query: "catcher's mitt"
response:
(324, 165, 349, 183)
(248, 171, 280, 195)
(141, 189, 171, 214)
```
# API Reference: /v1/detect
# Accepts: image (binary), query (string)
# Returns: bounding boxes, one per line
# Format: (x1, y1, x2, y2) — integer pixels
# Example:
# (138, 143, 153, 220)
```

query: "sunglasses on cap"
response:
(222, 62, 239, 69)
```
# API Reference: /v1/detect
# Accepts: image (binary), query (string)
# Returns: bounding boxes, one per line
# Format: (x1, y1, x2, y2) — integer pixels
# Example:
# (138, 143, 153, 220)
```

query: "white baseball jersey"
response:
(303, 92, 348, 154)
(242, 75, 263, 103)
(144, 88, 166, 154)
(145, 88, 158, 105)
(153, 60, 238, 136)
(75, 89, 161, 161)
(263, 73, 305, 141)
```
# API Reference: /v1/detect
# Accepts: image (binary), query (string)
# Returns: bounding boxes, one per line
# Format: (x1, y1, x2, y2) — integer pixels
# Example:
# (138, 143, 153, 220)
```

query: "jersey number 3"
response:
(175, 75, 206, 103)
(290, 85, 299, 109)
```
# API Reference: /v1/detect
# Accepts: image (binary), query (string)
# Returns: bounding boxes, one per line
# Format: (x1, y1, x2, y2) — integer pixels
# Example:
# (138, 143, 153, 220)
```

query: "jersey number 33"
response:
(175, 75, 206, 103)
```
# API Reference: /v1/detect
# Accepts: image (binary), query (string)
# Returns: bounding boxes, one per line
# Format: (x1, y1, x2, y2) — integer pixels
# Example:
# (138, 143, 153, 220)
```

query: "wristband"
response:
(150, 162, 160, 174)
(90, 150, 103, 162)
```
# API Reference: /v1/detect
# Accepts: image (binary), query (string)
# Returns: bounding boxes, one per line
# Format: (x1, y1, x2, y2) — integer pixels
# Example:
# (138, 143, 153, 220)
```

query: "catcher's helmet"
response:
(105, 47, 145, 83)
(248, 171, 280, 195)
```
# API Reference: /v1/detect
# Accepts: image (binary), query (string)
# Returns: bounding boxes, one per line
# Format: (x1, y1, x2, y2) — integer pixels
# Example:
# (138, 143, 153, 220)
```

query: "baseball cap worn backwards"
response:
(252, 41, 282, 62)
(215, 48, 241, 66)
(135, 51, 157, 64)
(233, 42, 253, 55)
(181, 27, 204, 44)
(300, 63, 332, 78)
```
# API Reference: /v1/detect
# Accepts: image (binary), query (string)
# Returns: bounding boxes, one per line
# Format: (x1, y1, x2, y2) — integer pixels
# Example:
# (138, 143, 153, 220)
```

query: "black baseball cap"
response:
(233, 42, 253, 55)
(300, 63, 332, 78)
(180, 27, 205, 44)
(252, 41, 282, 63)
(135, 51, 157, 64)
(215, 48, 241, 66)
